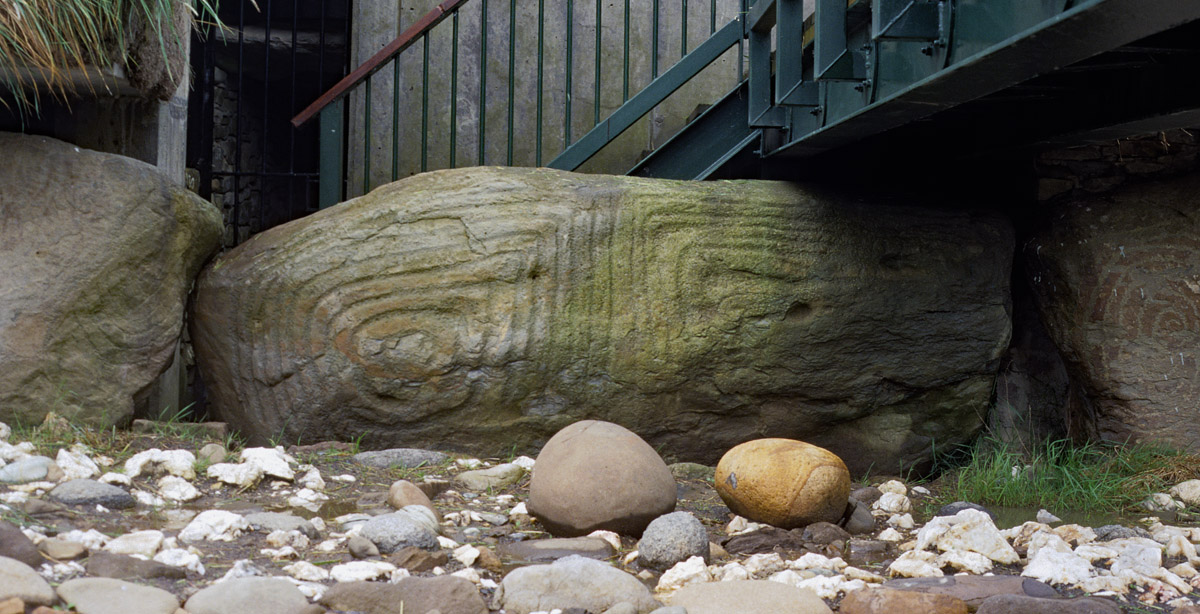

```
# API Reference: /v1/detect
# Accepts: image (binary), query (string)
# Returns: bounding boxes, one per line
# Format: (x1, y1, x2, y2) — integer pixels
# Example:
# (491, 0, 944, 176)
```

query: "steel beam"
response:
(548, 17, 744, 171)
(629, 81, 760, 179)
(772, 0, 1200, 159)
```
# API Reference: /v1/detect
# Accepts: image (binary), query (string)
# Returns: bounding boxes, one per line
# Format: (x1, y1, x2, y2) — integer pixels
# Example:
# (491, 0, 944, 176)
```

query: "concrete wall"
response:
(347, 0, 747, 197)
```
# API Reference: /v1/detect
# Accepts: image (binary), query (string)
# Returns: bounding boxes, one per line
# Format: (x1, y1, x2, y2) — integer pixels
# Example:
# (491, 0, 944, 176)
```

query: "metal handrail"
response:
(290, 0, 472, 127)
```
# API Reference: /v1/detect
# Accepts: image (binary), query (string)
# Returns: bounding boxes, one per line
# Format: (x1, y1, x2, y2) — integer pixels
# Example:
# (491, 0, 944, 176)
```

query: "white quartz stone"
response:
(657, 556, 712, 591)
(179, 510, 249, 542)
(887, 550, 943, 578)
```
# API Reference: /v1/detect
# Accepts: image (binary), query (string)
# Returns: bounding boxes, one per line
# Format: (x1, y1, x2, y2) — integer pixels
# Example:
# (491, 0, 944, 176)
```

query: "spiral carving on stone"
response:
(193, 167, 1013, 473)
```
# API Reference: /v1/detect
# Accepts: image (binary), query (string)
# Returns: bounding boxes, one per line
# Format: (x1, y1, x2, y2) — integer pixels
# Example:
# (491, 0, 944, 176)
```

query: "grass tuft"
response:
(0, 0, 223, 114)
(939, 437, 1200, 514)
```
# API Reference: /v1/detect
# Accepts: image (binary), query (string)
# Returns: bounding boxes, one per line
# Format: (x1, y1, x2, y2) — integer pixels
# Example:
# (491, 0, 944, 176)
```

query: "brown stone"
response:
(0, 520, 43, 568)
(499, 537, 616, 563)
(802, 521, 850, 545)
(975, 595, 1121, 614)
(722, 527, 810, 555)
(1026, 172, 1200, 450)
(715, 439, 850, 529)
(840, 588, 968, 614)
(388, 480, 439, 519)
(85, 551, 187, 581)
(883, 575, 1058, 609)
(474, 546, 503, 573)
(0, 597, 22, 614)
(528, 420, 676, 537)
(319, 577, 487, 614)
(0, 133, 223, 427)
(38, 537, 87, 561)
(417, 478, 451, 500)
(44, 462, 64, 483)
(191, 167, 1012, 475)
(390, 545, 448, 572)
(18, 499, 63, 516)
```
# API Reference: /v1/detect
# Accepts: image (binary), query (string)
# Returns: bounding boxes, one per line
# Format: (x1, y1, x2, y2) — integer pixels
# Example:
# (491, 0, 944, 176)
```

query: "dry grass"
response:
(0, 0, 222, 113)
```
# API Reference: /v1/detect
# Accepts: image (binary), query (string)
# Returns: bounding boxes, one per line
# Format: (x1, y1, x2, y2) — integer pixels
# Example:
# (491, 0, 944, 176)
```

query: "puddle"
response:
(985, 505, 1184, 530)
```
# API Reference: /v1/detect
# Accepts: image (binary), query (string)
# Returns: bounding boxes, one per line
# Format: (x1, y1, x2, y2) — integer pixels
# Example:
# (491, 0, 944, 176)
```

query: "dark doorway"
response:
(187, 0, 351, 248)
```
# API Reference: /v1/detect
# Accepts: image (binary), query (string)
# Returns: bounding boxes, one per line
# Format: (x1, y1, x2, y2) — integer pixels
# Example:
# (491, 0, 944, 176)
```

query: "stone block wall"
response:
(1036, 129, 1200, 202)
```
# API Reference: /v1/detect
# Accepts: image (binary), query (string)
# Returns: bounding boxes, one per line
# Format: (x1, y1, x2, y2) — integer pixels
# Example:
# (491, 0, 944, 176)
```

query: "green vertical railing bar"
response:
(565, 0, 574, 147)
(318, 99, 344, 209)
(710, 0, 716, 34)
(451, 11, 459, 168)
(682, 0, 688, 55)
(536, 0, 545, 165)
(738, 0, 746, 91)
(391, 58, 400, 181)
(508, 0, 516, 165)
(623, 0, 630, 101)
(594, 0, 602, 126)
(652, 0, 659, 77)
(363, 76, 371, 194)
(421, 36, 429, 172)
(479, 0, 488, 165)
(549, 17, 744, 170)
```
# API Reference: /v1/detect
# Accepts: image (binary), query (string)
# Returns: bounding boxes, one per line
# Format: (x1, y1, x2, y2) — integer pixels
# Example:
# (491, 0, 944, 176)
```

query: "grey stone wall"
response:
(209, 67, 265, 248)
(1036, 129, 1200, 202)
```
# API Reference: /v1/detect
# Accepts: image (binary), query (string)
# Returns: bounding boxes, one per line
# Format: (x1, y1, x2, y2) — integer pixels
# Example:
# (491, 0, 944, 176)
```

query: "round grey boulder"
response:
(637, 512, 708, 570)
(360, 512, 439, 553)
(49, 479, 135, 509)
(529, 420, 676, 537)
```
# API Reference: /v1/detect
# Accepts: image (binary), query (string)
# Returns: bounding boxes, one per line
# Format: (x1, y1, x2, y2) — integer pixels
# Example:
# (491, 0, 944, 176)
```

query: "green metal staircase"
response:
(296, 0, 1200, 200)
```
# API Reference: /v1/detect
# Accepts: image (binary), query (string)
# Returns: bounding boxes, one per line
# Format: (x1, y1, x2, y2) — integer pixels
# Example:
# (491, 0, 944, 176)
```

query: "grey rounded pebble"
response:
(497, 555, 660, 614)
(57, 577, 180, 614)
(360, 512, 439, 553)
(354, 448, 447, 469)
(842, 499, 875, 535)
(0, 456, 53, 483)
(935, 501, 995, 520)
(49, 479, 135, 509)
(649, 608, 689, 614)
(849, 486, 883, 507)
(197, 443, 227, 465)
(244, 512, 317, 538)
(349, 534, 381, 559)
(1094, 524, 1152, 541)
(638, 512, 708, 570)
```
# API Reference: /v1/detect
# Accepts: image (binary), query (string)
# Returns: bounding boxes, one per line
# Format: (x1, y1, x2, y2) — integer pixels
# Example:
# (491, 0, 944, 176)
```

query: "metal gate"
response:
(187, 0, 351, 248)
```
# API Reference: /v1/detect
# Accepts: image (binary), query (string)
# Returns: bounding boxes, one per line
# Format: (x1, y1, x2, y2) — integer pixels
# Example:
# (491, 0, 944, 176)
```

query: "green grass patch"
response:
(938, 437, 1200, 514)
